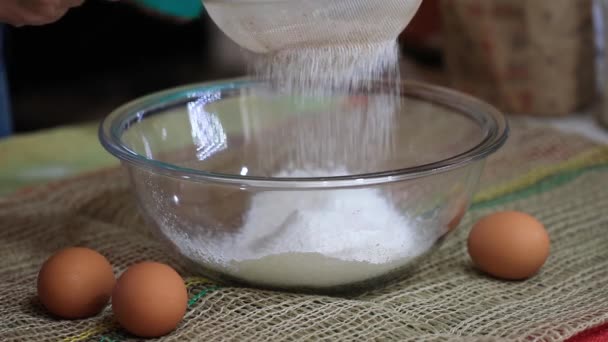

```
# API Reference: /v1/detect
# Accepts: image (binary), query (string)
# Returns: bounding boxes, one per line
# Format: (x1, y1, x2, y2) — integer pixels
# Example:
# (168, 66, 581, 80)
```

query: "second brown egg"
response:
(112, 262, 188, 338)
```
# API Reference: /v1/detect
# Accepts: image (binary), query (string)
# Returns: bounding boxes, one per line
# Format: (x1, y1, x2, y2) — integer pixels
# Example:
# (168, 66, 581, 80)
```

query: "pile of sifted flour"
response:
(232, 168, 417, 265)
(226, 176, 433, 287)
(175, 168, 436, 288)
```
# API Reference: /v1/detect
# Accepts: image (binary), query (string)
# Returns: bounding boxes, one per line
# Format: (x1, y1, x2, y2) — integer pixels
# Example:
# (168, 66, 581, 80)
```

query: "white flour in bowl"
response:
(159, 167, 439, 288)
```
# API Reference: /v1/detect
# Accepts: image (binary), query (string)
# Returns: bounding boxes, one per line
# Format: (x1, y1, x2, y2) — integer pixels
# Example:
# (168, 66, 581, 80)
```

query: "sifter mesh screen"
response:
(203, 0, 423, 54)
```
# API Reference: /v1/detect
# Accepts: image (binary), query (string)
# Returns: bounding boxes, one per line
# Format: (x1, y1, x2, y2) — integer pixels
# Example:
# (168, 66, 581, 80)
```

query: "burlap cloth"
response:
(1, 119, 608, 341)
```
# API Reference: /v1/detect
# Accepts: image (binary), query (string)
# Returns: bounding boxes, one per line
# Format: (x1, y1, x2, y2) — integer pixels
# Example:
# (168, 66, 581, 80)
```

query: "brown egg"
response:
(112, 262, 188, 338)
(37, 247, 116, 319)
(467, 211, 550, 280)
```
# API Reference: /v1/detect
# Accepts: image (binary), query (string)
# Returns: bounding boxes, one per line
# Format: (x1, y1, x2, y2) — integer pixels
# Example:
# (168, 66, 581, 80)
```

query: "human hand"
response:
(0, 0, 86, 27)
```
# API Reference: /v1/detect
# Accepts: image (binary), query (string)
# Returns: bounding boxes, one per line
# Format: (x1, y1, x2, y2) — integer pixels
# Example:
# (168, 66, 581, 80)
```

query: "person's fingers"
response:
(4, 0, 83, 26)
(5, 17, 26, 27)
(64, 0, 85, 8)
(28, 8, 68, 25)
(44, 1, 68, 21)
(22, 0, 69, 26)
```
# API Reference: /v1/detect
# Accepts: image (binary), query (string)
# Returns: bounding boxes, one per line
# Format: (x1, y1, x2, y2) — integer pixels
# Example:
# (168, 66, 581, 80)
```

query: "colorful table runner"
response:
(1, 119, 608, 341)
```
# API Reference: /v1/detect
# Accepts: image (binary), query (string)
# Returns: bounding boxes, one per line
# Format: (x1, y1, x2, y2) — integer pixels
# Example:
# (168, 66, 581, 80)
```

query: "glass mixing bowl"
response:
(99, 79, 508, 294)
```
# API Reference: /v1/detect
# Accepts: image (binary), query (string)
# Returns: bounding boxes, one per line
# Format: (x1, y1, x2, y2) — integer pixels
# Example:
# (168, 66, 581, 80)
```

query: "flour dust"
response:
(164, 39, 436, 288)
(243, 40, 403, 175)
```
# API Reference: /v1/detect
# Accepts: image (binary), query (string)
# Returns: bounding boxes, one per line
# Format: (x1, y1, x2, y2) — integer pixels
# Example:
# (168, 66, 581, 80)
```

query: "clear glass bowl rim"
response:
(99, 78, 509, 189)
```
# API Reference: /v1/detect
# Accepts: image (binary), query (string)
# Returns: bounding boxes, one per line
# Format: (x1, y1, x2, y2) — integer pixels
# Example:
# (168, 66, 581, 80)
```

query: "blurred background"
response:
(3, 0, 608, 195)
(1, 0, 446, 134)
(2, 0, 607, 133)
(3, 0, 243, 133)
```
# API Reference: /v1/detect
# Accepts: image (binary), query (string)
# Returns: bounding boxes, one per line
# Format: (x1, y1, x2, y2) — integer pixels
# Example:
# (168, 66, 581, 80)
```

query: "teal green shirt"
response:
(135, 0, 204, 20)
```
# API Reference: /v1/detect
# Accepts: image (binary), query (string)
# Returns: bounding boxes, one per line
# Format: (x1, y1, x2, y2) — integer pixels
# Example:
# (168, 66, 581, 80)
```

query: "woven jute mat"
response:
(1, 120, 608, 341)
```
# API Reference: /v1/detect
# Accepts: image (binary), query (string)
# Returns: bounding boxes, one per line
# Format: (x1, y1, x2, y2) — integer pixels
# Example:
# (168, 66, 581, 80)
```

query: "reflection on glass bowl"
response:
(99, 79, 508, 294)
